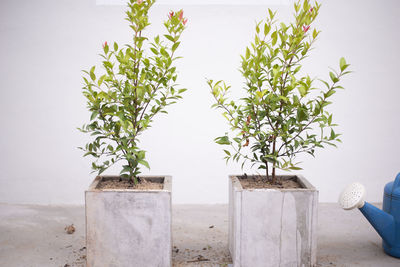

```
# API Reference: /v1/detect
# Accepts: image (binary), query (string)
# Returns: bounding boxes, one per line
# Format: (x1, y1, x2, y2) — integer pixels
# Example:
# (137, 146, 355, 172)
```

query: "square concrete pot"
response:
(229, 175, 318, 267)
(85, 175, 172, 267)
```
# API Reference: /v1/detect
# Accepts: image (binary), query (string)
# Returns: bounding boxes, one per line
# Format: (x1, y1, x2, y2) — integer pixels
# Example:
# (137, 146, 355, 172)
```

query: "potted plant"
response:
(208, 0, 351, 266)
(78, 0, 187, 266)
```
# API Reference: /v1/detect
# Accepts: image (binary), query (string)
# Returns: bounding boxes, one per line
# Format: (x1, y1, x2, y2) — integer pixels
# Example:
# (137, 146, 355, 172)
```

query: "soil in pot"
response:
(238, 175, 303, 189)
(96, 176, 163, 190)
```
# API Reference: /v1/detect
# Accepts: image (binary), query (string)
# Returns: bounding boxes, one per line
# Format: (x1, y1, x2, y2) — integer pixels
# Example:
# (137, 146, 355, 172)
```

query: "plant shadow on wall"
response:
(78, 0, 188, 185)
(208, 0, 352, 185)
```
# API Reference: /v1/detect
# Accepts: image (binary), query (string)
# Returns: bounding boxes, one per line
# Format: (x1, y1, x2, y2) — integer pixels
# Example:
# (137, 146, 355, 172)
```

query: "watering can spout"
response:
(340, 174, 400, 258)
(359, 202, 396, 246)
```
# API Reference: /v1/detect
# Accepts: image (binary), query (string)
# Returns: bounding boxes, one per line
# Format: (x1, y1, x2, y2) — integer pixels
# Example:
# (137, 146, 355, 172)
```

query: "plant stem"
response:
(272, 136, 277, 184)
(272, 166, 276, 184)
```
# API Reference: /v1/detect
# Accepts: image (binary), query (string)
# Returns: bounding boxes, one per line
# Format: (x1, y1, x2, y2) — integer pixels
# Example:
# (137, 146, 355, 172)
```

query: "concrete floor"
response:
(0, 204, 399, 267)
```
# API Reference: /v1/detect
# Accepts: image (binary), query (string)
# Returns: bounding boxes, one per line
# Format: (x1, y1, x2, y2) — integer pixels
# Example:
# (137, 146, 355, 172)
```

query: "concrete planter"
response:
(85, 175, 172, 267)
(229, 175, 318, 267)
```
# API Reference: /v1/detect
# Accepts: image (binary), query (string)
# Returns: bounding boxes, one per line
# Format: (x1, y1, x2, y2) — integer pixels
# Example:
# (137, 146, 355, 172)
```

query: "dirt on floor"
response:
(238, 175, 303, 189)
(172, 205, 232, 267)
(96, 177, 163, 190)
(3, 203, 400, 267)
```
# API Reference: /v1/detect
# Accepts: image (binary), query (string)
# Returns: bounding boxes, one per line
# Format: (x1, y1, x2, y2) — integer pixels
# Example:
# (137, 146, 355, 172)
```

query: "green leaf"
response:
(104, 61, 113, 69)
(330, 128, 336, 140)
(215, 136, 231, 145)
(223, 149, 231, 156)
(90, 111, 98, 121)
(320, 79, 330, 89)
(233, 137, 241, 143)
(312, 28, 318, 39)
(164, 34, 174, 42)
(89, 66, 96, 81)
(289, 166, 302, 170)
(271, 31, 278, 46)
(150, 47, 159, 55)
(172, 42, 180, 52)
(264, 23, 270, 35)
(120, 165, 131, 174)
(297, 108, 308, 122)
(324, 89, 336, 98)
(294, 2, 299, 12)
(329, 72, 338, 83)
(138, 159, 150, 169)
(113, 42, 118, 51)
(98, 75, 106, 86)
(268, 8, 274, 19)
(137, 150, 145, 160)
(160, 48, 169, 57)
(340, 57, 346, 71)
(298, 85, 307, 97)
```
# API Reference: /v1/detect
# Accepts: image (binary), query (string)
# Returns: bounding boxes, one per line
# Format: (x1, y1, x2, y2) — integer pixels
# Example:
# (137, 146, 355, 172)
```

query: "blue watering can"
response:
(339, 173, 400, 258)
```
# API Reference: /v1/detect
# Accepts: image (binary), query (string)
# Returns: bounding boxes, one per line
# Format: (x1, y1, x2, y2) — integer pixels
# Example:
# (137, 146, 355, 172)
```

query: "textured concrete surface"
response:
(0, 204, 86, 267)
(172, 205, 231, 267)
(317, 203, 400, 267)
(85, 176, 172, 267)
(1, 203, 400, 267)
(229, 175, 318, 267)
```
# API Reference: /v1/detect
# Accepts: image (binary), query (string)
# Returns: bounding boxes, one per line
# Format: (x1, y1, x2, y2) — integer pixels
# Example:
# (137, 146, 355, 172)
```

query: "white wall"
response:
(0, 0, 399, 205)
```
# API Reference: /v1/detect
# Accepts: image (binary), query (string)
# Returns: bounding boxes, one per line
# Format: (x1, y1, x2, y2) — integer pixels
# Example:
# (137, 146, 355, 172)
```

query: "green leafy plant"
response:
(208, 0, 351, 184)
(79, 0, 187, 184)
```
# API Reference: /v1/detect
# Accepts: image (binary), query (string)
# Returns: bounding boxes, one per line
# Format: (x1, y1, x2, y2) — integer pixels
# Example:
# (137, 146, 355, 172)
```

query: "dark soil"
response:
(96, 177, 163, 190)
(238, 175, 303, 189)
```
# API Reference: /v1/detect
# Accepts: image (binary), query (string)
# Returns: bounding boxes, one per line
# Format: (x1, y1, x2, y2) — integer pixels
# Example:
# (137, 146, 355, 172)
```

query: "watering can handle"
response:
(393, 172, 400, 189)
